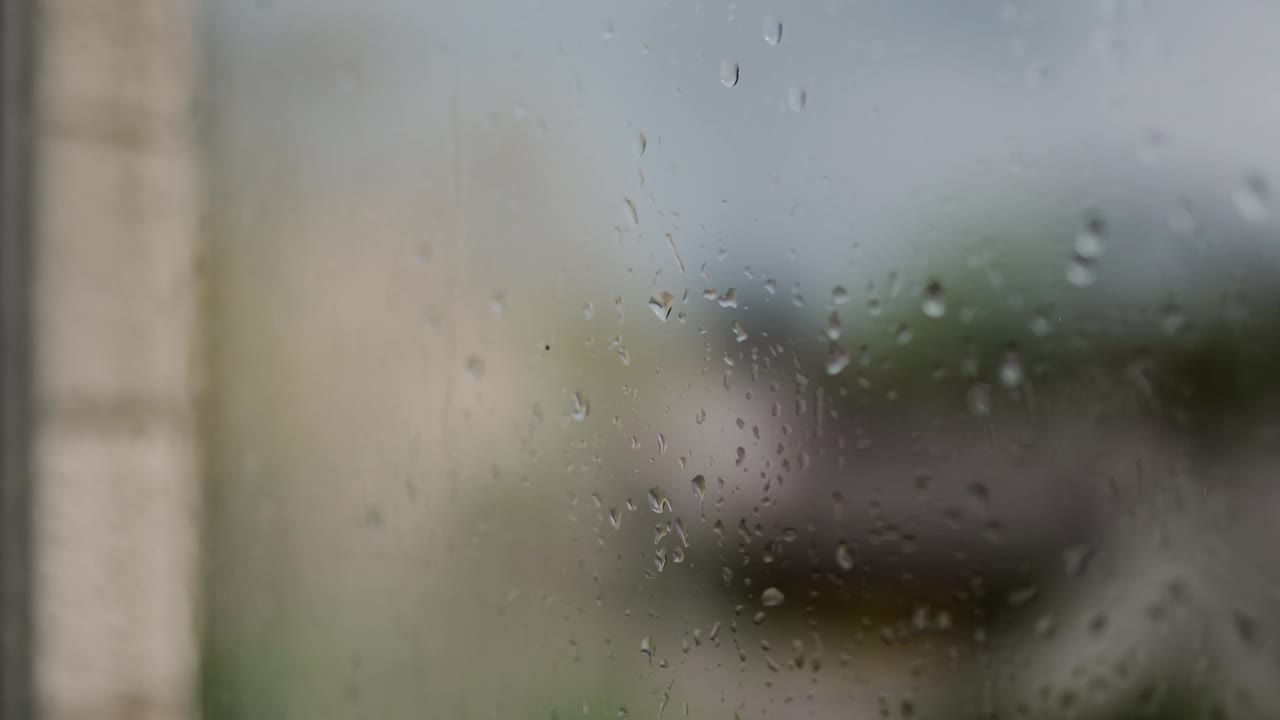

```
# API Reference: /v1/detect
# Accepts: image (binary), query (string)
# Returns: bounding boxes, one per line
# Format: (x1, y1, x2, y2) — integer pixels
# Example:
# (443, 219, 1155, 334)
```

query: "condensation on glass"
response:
(203, 2, 1280, 719)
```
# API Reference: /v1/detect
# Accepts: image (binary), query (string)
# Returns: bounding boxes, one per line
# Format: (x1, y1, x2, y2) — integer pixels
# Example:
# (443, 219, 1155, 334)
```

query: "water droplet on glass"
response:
(786, 86, 806, 112)
(967, 383, 992, 418)
(1029, 311, 1053, 337)
(825, 343, 850, 376)
(691, 474, 706, 500)
(921, 280, 947, 319)
(649, 291, 675, 321)
(1234, 172, 1270, 223)
(763, 16, 782, 45)
(634, 131, 647, 159)
(717, 288, 739, 308)
(608, 508, 623, 529)
(835, 542, 855, 571)
(464, 355, 485, 380)
(760, 587, 786, 607)
(647, 486, 672, 514)
(732, 320, 749, 342)
(640, 635, 655, 662)
(583, 302, 594, 320)
(895, 324, 914, 345)
(998, 350, 1024, 388)
(1074, 215, 1106, 260)
(1065, 258, 1096, 287)
(720, 60, 739, 88)
(622, 197, 639, 227)
(695, 408, 706, 424)
(831, 285, 849, 305)
(763, 278, 776, 294)
(571, 391, 590, 421)
(825, 311, 842, 340)
(656, 433, 667, 455)
(1161, 305, 1186, 336)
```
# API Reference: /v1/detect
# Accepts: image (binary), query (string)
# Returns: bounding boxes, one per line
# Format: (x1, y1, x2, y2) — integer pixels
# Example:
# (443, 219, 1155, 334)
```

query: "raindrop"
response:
(583, 302, 594, 320)
(1234, 172, 1270, 223)
(571, 392, 590, 421)
(722, 566, 734, 587)
(609, 508, 623, 529)
(825, 344, 850, 376)
(732, 320, 749, 342)
(489, 291, 506, 317)
(1029, 311, 1053, 337)
(649, 291, 675, 321)
(648, 486, 672, 514)
(622, 197, 639, 227)
(831, 285, 849, 305)
(786, 86, 806, 112)
(1065, 258, 1096, 288)
(657, 433, 667, 455)
(691, 474, 706, 500)
(921, 280, 947, 319)
(640, 635, 655, 662)
(763, 16, 783, 45)
(835, 542, 855, 571)
(763, 278, 777, 294)
(760, 587, 786, 607)
(895, 324, 914, 345)
(825, 311, 842, 340)
(1074, 215, 1107, 260)
(717, 288, 739, 308)
(998, 350, 1024, 388)
(695, 408, 706, 424)
(634, 131, 647, 159)
(967, 384, 992, 418)
(464, 355, 485, 380)
(720, 60, 739, 88)
(1161, 305, 1186, 336)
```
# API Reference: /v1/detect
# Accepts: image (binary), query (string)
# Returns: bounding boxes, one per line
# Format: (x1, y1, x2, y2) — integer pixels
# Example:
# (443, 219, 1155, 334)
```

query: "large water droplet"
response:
(760, 587, 786, 607)
(571, 392, 590, 421)
(691, 474, 706, 501)
(835, 542, 855, 571)
(921, 280, 947, 319)
(763, 16, 783, 45)
(720, 60, 739, 88)
(831, 285, 849, 305)
(649, 291, 675, 321)
(717, 288, 739, 308)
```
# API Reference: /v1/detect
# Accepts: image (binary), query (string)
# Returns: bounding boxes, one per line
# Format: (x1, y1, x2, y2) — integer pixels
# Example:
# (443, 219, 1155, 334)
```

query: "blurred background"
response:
(8, 0, 1280, 718)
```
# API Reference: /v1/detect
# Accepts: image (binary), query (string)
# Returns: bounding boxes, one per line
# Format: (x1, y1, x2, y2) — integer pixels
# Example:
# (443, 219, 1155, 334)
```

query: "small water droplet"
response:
(720, 60, 739, 88)
(825, 344, 850, 376)
(835, 542, 855, 571)
(825, 311, 842, 340)
(640, 635, 655, 662)
(583, 302, 594, 320)
(763, 16, 783, 45)
(717, 288, 739, 308)
(634, 131, 647, 159)
(571, 391, 590, 421)
(649, 291, 675, 321)
(656, 433, 667, 455)
(763, 278, 776, 294)
(1029, 311, 1053, 337)
(760, 587, 786, 607)
(831, 285, 849, 305)
(695, 408, 706, 424)
(786, 86, 806, 111)
(921, 280, 947, 319)
(489, 291, 506, 317)
(895, 324, 914, 345)
(1065, 258, 1096, 287)
(608, 508, 623, 529)
(967, 384, 992, 418)
(464, 355, 485, 380)
(732, 320, 749, 342)
(1234, 172, 1270, 223)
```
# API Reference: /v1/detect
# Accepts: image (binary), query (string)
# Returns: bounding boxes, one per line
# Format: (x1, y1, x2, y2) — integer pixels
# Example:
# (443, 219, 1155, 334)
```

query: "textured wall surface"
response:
(33, 1, 200, 718)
